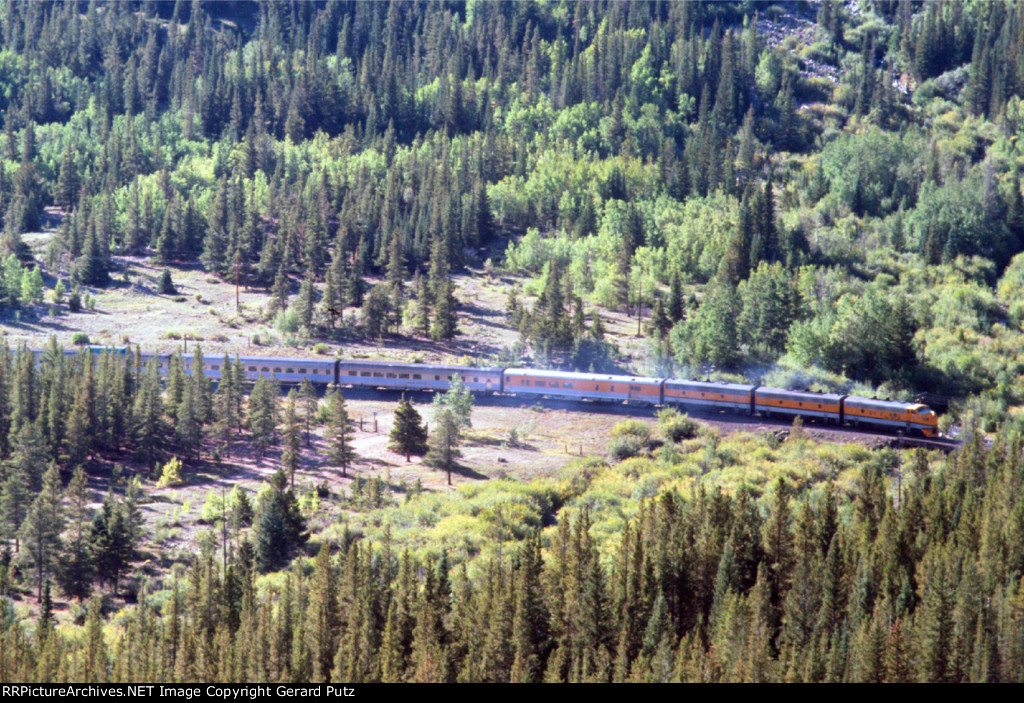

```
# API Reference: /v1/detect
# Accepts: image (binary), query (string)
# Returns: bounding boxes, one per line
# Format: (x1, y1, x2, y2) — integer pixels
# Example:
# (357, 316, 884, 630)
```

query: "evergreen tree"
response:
(282, 390, 301, 487)
(325, 390, 355, 478)
(248, 375, 279, 458)
(668, 271, 684, 324)
(132, 358, 165, 464)
(299, 377, 317, 447)
(18, 463, 64, 601)
(388, 396, 428, 461)
(78, 224, 109, 287)
(0, 458, 30, 553)
(430, 278, 459, 341)
(158, 268, 176, 294)
(255, 469, 308, 573)
(90, 493, 132, 596)
(426, 405, 461, 486)
(293, 267, 316, 334)
(57, 466, 94, 601)
(175, 383, 202, 463)
(306, 541, 339, 682)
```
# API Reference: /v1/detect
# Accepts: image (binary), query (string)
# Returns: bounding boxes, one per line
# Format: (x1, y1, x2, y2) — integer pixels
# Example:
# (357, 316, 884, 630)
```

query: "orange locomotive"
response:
(501, 369, 940, 438)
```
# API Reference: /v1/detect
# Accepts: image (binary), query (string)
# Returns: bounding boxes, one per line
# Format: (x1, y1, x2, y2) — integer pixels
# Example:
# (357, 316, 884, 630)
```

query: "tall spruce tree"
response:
(388, 396, 428, 461)
(325, 390, 355, 478)
(18, 463, 64, 601)
(282, 390, 301, 487)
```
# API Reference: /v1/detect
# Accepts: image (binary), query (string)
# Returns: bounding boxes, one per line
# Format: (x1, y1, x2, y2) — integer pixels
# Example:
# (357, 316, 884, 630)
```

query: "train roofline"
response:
(506, 368, 663, 384)
(337, 359, 504, 372)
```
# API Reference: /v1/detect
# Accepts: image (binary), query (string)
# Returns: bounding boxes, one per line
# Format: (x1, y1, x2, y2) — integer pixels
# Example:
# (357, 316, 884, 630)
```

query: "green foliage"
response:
(389, 397, 428, 461)
(657, 408, 699, 442)
(155, 457, 184, 488)
(158, 269, 176, 295)
(67, 288, 81, 312)
(426, 405, 462, 486)
(671, 281, 739, 370)
(255, 469, 308, 573)
(200, 491, 225, 524)
(608, 435, 645, 462)
(818, 127, 915, 217)
(610, 419, 651, 443)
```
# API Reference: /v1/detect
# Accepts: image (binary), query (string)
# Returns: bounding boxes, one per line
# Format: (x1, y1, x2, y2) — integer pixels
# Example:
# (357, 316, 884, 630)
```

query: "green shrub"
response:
(313, 343, 329, 355)
(68, 289, 82, 312)
(611, 419, 651, 443)
(71, 332, 90, 345)
(200, 491, 225, 524)
(608, 435, 644, 461)
(657, 407, 699, 442)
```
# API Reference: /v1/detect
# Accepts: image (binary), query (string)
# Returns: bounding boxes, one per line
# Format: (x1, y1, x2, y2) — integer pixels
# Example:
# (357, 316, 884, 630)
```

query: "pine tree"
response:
(91, 493, 132, 596)
(18, 463, 64, 601)
(1007, 171, 1024, 253)
(212, 356, 235, 453)
(269, 263, 289, 317)
(282, 390, 301, 487)
(325, 390, 355, 478)
(426, 405, 461, 486)
(509, 531, 549, 682)
(190, 346, 212, 423)
(37, 579, 54, 641)
(306, 541, 338, 682)
(255, 491, 288, 573)
(158, 267, 176, 294)
(0, 459, 30, 553)
(8, 418, 49, 492)
(293, 267, 316, 334)
(132, 358, 165, 464)
(762, 477, 794, 642)
(668, 271, 684, 324)
(175, 383, 202, 463)
(255, 469, 307, 573)
(299, 377, 317, 447)
(388, 396, 428, 461)
(248, 375, 279, 459)
(57, 466, 94, 601)
(55, 144, 79, 211)
(430, 277, 458, 341)
(78, 223, 109, 287)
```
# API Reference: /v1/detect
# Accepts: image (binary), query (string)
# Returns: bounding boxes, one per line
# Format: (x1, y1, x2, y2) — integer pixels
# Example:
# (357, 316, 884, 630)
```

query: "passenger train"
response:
(39, 346, 941, 438)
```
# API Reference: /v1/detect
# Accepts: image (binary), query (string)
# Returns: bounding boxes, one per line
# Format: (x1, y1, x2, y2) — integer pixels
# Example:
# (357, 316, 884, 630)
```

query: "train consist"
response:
(43, 346, 940, 438)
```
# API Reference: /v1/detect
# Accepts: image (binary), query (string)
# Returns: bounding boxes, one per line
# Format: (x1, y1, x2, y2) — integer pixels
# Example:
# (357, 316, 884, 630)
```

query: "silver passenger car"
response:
(337, 360, 503, 392)
(503, 368, 664, 404)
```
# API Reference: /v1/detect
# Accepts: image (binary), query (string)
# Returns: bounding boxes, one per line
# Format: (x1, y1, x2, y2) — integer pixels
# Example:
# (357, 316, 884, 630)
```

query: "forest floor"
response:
(3, 241, 652, 371)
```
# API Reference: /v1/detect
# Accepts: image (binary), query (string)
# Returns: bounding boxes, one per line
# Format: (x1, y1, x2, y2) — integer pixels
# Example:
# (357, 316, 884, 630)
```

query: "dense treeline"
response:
(0, 2, 1021, 387)
(2, 424, 1023, 682)
(1, 0, 1021, 408)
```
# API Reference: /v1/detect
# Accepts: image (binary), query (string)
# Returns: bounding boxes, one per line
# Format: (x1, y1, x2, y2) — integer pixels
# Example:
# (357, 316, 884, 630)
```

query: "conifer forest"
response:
(3, 0, 1024, 685)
